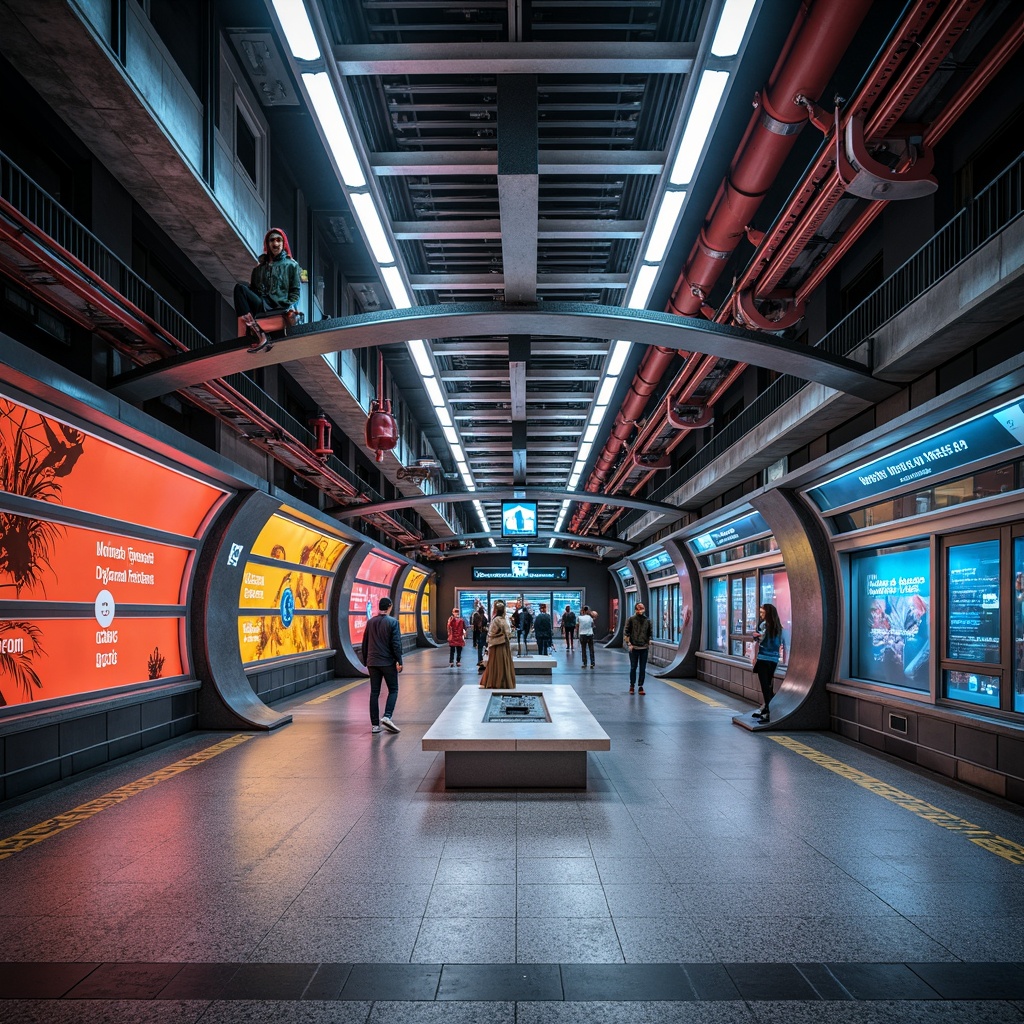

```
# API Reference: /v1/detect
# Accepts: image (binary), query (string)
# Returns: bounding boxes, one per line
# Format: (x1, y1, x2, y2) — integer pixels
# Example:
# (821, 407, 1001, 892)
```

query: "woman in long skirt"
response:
(479, 600, 516, 689)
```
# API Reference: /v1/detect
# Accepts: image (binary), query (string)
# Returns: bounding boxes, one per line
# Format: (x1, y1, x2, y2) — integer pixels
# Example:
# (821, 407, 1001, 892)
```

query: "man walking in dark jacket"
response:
(533, 603, 553, 656)
(624, 602, 652, 695)
(361, 596, 403, 733)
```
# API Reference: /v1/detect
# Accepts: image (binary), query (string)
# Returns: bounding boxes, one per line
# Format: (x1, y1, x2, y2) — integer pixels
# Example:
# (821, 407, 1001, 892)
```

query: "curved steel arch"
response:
(110, 301, 898, 403)
(330, 487, 686, 524)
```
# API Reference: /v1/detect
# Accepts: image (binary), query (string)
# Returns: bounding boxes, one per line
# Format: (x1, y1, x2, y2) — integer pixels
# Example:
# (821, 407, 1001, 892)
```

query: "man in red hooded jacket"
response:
(233, 227, 302, 348)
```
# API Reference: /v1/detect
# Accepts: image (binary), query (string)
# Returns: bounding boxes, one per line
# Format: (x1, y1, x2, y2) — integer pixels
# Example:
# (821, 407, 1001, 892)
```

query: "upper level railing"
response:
(0, 151, 430, 540)
(621, 148, 1024, 530)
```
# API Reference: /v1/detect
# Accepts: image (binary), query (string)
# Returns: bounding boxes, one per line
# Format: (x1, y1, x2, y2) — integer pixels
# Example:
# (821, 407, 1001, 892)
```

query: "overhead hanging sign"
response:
(690, 511, 770, 554)
(808, 398, 1024, 512)
(472, 566, 567, 581)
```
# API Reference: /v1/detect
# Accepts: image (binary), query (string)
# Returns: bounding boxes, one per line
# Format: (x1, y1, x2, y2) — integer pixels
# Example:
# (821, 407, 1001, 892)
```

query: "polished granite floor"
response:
(3, 644, 1024, 1022)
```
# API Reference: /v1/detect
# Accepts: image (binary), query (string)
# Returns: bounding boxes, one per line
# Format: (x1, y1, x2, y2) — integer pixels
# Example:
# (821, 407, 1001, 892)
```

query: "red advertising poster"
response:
(357, 551, 401, 586)
(1, 396, 228, 707)
(349, 582, 392, 646)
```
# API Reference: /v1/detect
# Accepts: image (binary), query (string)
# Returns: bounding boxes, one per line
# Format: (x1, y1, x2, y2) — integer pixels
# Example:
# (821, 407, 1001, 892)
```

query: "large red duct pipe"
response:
(571, 0, 873, 535)
(668, 0, 875, 318)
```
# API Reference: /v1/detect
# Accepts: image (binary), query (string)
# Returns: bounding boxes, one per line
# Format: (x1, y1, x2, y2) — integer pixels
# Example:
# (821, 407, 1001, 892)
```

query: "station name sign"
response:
(808, 397, 1024, 512)
(472, 566, 568, 581)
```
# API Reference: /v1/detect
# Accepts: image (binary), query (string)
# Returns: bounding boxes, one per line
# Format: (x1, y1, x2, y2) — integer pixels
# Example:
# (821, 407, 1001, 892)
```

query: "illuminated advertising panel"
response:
(404, 569, 427, 591)
(238, 513, 346, 666)
(357, 551, 402, 585)
(809, 397, 1024, 512)
(849, 545, 930, 691)
(349, 581, 392, 646)
(640, 550, 673, 574)
(421, 581, 432, 633)
(1, 397, 228, 708)
(690, 512, 769, 554)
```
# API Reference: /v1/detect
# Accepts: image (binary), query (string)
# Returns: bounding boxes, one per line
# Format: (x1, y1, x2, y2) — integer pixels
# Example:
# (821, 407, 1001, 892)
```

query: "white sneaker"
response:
(371, 725, 381, 734)
(381, 716, 400, 733)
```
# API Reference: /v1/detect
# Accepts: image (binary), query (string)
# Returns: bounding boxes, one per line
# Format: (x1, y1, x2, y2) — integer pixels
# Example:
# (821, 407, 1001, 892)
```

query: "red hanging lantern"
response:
(365, 350, 398, 463)
(310, 413, 332, 460)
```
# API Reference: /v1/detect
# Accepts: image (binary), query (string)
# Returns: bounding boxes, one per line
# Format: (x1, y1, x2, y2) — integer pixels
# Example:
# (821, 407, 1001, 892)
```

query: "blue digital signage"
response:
(809, 398, 1024, 512)
(640, 550, 674, 573)
(501, 501, 538, 538)
(690, 511, 770, 554)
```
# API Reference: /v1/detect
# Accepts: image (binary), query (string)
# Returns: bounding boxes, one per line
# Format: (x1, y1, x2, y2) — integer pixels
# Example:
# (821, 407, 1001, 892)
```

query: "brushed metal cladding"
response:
(192, 490, 292, 731)
(109, 303, 898, 404)
(738, 488, 839, 732)
(653, 538, 701, 680)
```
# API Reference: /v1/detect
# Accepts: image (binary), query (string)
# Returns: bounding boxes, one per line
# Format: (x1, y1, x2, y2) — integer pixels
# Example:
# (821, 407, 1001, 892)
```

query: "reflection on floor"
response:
(3, 644, 1024, 1022)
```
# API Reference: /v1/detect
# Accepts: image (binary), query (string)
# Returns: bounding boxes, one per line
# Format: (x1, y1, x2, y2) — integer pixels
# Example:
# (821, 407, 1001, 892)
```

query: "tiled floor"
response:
(3, 646, 1024, 1022)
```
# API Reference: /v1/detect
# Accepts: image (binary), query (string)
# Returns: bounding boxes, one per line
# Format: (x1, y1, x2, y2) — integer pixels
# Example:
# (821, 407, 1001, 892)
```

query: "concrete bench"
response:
(511, 655, 557, 674)
(422, 683, 610, 788)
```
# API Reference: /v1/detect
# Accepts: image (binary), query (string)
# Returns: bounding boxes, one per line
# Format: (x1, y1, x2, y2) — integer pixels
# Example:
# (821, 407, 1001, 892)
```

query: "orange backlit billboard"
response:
(0, 397, 228, 708)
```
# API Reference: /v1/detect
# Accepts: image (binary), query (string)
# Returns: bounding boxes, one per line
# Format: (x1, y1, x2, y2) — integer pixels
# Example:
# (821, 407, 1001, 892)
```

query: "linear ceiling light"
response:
(407, 338, 433, 377)
(669, 70, 730, 186)
(301, 73, 365, 188)
(645, 190, 687, 264)
(379, 265, 412, 309)
(711, 0, 759, 57)
(606, 339, 633, 377)
(272, 0, 320, 59)
(627, 264, 659, 310)
(595, 375, 619, 407)
(423, 375, 445, 407)
(350, 192, 394, 264)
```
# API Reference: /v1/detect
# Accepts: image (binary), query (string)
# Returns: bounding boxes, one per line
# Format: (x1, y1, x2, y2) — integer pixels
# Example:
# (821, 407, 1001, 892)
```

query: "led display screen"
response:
(512, 543, 529, 559)
(690, 511, 769, 554)
(348, 549, 403, 645)
(849, 545, 930, 691)
(640, 550, 673, 573)
(511, 560, 529, 577)
(501, 501, 538, 538)
(0, 397, 228, 708)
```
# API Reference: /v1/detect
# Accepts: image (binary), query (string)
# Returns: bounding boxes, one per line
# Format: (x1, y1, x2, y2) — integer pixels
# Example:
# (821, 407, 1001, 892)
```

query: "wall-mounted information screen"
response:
(349, 549, 403, 646)
(0, 395, 228, 707)
(501, 501, 538, 538)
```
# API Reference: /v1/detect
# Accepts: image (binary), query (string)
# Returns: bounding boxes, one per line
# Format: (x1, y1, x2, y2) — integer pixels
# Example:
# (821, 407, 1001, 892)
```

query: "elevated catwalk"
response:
(3, 648, 1024, 1020)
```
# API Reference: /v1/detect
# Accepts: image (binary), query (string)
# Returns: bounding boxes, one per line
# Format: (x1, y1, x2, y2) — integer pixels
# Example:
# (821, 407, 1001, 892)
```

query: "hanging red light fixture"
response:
(364, 349, 398, 463)
(310, 412, 333, 460)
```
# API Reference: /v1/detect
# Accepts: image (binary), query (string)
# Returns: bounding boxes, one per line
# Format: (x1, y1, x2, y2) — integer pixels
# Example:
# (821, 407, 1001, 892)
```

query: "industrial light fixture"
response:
(379, 265, 412, 309)
(349, 192, 394, 263)
(627, 264, 659, 309)
(407, 338, 433, 377)
(645, 190, 687, 263)
(271, 0, 320, 60)
(606, 339, 632, 377)
(669, 70, 730, 186)
(301, 73, 365, 188)
(711, 0, 758, 57)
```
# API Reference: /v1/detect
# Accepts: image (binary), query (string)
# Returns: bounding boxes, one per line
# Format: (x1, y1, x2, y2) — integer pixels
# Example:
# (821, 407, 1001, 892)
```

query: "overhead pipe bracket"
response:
(837, 113, 938, 201)
(666, 403, 714, 430)
(735, 288, 805, 331)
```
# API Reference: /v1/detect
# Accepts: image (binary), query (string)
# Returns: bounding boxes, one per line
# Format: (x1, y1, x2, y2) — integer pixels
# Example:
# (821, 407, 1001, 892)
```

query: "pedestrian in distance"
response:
(479, 600, 516, 689)
(511, 599, 524, 655)
(521, 603, 535, 654)
(446, 606, 467, 668)
(361, 596, 403, 733)
(578, 605, 596, 668)
(472, 601, 489, 670)
(624, 602, 652, 694)
(751, 602, 783, 723)
(561, 604, 577, 652)
(533, 602, 553, 656)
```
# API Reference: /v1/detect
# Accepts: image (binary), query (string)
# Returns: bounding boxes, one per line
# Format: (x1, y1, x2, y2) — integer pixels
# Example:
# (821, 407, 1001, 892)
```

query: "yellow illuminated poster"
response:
(1, 396, 227, 708)
(238, 612, 326, 664)
(239, 562, 330, 612)
(421, 581, 433, 633)
(405, 568, 426, 590)
(250, 513, 347, 570)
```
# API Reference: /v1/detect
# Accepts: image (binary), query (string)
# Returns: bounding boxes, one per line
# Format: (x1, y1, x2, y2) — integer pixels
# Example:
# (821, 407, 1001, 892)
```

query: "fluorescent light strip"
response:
(350, 192, 394, 264)
(711, 0, 758, 56)
(596, 375, 618, 406)
(272, 0, 320, 59)
(379, 265, 412, 309)
(583, 423, 599, 443)
(442, 426, 459, 444)
(424, 375, 445, 407)
(452, 444, 466, 463)
(669, 70, 730, 186)
(436, 407, 453, 428)
(645, 190, 687, 263)
(301, 73, 365, 188)
(627, 264, 659, 310)
(606, 339, 632, 377)
(407, 338, 433, 377)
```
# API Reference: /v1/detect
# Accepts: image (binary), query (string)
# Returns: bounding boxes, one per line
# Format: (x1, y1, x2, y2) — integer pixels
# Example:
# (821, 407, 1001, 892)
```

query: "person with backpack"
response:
(561, 604, 577, 653)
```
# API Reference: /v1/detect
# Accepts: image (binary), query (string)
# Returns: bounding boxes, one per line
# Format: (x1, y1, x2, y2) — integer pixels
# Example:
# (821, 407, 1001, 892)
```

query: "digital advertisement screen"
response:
(640, 550, 673, 573)
(349, 582, 393, 646)
(850, 545, 930, 691)
(0, 396, 228, 708)
(512, 543, 529, 559)
(511, 560, 529, 577)
(357, 551, 402, 586)
(501, 501, 538, 538)
(946, 539, 1000, 664)
(690, 512, 769, 554)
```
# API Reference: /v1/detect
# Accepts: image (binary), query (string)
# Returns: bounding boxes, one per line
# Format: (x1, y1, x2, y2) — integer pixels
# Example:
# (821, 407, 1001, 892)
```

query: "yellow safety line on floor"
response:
(0, 734, 252, 860)
(660, 678, 728, 707)
(304, 678, 366, 704)
(771, 734, 1024, 864)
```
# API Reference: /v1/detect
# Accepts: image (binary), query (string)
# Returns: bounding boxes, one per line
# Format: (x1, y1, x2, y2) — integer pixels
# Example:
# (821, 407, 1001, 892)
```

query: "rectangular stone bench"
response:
(511, 655, 557, 674)
(422, 683, 610, 788)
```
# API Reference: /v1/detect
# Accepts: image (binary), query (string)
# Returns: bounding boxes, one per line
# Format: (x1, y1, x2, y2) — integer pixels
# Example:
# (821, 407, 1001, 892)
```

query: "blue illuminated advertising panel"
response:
(640, 550, 674, 573)
(809, 398, 1024, 512)
(501, 501, 538, 538)
(849, 545, 930, 691)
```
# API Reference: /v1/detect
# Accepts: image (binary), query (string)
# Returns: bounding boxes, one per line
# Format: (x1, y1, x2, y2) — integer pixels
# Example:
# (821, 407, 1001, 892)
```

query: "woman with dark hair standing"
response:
(751, 603, 782, 722)
(479, 600, 516, 689)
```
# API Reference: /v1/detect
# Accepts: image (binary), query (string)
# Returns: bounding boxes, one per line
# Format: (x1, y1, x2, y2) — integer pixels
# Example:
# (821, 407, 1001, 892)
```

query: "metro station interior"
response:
(2, 0, 1024, 1018)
